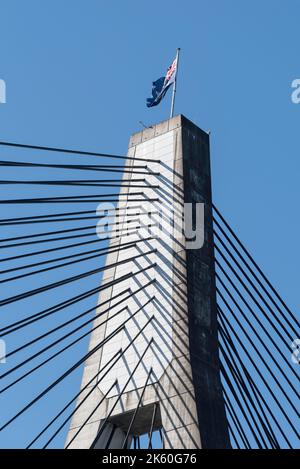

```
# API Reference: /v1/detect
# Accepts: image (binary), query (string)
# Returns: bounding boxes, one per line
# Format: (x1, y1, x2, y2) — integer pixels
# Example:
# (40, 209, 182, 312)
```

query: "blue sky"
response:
(0, 0, 299, 448)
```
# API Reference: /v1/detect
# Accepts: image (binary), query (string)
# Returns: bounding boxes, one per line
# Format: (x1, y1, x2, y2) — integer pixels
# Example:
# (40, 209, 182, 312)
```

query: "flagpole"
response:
(170, 48, 180, 118)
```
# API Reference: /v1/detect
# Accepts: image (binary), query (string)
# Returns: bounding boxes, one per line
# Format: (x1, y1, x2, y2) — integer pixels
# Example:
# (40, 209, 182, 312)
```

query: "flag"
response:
(146, 56, 177, 108)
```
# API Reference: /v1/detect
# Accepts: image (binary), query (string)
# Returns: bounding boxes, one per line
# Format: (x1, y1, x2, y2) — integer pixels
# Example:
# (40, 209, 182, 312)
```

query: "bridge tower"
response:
(65, 115, 230, 449)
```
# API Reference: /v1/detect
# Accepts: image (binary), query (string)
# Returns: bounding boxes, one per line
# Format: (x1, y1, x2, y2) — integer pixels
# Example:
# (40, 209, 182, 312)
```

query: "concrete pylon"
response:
(65, 115, 230, 449)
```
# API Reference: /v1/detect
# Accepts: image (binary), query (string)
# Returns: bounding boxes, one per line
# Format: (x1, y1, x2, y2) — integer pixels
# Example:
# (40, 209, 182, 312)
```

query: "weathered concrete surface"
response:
(65, 115, 230, 449)
(180, 117, 230, 448)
